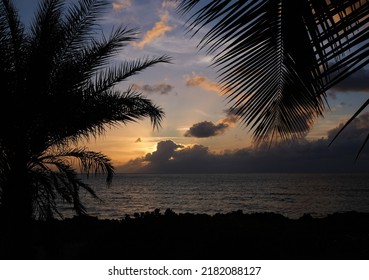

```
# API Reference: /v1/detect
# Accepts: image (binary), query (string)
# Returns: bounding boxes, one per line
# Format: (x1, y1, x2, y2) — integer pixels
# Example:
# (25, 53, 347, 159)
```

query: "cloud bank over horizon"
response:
(118, 112, 369, 173)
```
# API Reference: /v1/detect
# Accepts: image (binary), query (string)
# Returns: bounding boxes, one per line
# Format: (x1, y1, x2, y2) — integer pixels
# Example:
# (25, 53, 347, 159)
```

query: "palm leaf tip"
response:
(75, 148, 115, 183)
(120, 88, 165, 130)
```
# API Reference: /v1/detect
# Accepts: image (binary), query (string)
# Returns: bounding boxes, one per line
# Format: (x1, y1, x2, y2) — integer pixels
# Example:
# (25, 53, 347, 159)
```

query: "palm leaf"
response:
(93, 55, 172, 94)
(0, 0, 25, 59)
(176, 0, 369, 143)
(31, 146, 112, 218)
(53, 26, 140, 91)
(38, 146, 114, 184)
(60, 0, 108, 54)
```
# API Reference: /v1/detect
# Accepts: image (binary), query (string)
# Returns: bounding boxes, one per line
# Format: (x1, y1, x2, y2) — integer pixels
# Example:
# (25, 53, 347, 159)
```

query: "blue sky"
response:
(12, 0, 369, 172)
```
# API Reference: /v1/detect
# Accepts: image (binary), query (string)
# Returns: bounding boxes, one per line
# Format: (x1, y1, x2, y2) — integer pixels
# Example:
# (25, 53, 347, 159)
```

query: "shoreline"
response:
(2, 209, 369, 260)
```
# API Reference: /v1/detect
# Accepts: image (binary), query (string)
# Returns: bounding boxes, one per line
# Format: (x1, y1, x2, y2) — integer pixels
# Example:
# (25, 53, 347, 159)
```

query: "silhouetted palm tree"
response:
(175, 0, 369, 147)
(0, 0, 170, 221)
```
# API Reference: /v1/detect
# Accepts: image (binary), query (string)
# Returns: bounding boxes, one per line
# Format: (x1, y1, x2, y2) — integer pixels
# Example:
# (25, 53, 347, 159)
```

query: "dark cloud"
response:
(184, 111, 238, 138)
(144, 140, 183, 162)
(118, 113, 369, 173)
(330, 68, 369, 94)
(184, 121, 229, 138)
(326, 112, 369, 150)
(132, 83, 174, 95)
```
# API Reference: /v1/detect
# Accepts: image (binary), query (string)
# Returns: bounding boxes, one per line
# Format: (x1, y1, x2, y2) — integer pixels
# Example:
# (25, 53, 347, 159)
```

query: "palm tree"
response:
(175, 0, 369, 149)
(0, 0, 170, 221)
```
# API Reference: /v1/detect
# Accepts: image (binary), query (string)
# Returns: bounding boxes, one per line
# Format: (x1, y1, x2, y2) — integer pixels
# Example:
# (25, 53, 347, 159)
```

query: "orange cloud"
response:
(184, 73, 222, 94)
(132, 11, 173, 49)
(112, 0, 132, 11)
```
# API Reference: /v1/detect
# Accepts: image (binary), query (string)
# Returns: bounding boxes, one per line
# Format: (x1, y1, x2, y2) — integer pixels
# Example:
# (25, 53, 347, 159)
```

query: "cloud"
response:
(327, 112, 369, 145)
(144, 140, 184, 162)
(112, 0, 132, 11)
(222, 110, 238, 126)
(184, 111, 238, 138)
(184, 73, 221, 94)
(184, 121, 228, 138)
(118, 113, 369, 173)
(330, 68, 369, 94)
(161, 1, 178, 9)
(132, 10, 173, 49)
(132, 82, 174, 95)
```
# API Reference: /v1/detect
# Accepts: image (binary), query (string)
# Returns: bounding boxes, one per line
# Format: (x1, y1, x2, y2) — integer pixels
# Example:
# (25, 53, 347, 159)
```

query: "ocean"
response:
(59, 173, 369, 220)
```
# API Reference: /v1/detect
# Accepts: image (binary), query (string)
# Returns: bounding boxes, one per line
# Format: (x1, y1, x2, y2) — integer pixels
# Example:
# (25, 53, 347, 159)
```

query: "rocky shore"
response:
(1, 209, 369, 259)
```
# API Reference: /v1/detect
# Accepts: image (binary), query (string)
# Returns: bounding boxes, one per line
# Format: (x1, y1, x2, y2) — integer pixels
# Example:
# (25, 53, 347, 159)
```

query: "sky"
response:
(12, 0, 369, 173)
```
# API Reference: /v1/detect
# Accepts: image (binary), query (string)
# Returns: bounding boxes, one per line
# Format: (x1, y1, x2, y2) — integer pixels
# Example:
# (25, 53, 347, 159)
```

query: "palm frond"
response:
(60, 0, 108, 54)
(0, 0, 25, 54)
(65, 147, 114, 184)
(29, 0, 64, 40)
(93, 55, 172, 94)
(31, 163, 93, 219)
(0, 0, 26, 79)
(53, 26, 140, 91)
(30, 146, 112, 218)
(109, 87, 165, 130)
(176, 0, 369, 143)
(0, 0, 27, 153)
(313, 0, 369, 89)
(25, 0, 65, 99)
(47, 0, 112, 91)
(39, 146, 114, 184)
(46, 87, 164, 145)
(177, 0, 325, 142)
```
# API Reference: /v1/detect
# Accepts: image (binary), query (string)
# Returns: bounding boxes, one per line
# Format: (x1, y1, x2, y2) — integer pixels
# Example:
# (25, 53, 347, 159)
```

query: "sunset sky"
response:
(13, 0, 369, 173)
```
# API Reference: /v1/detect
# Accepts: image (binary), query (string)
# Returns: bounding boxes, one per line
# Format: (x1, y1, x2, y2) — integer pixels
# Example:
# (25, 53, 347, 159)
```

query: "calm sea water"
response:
(59, 173, 369, 219)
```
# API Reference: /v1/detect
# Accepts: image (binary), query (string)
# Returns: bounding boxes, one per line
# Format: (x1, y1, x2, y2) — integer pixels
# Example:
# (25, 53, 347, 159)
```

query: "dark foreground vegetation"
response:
(1, 209, 369, 260)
